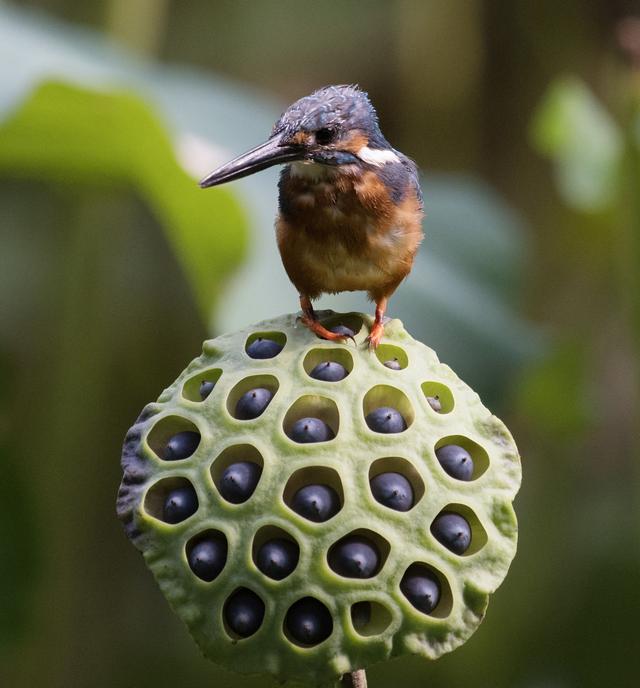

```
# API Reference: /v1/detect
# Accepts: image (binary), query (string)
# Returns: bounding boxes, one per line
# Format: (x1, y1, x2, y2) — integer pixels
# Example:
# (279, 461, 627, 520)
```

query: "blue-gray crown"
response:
(272, 85, 387, 148)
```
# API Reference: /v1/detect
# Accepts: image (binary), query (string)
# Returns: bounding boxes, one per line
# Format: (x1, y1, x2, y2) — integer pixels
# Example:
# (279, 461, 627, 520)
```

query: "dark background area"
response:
(1, 1, 638, 687)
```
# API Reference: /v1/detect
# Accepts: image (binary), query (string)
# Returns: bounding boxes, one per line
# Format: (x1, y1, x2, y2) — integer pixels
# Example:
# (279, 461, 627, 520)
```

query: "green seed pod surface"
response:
(117, 312, 521, 685)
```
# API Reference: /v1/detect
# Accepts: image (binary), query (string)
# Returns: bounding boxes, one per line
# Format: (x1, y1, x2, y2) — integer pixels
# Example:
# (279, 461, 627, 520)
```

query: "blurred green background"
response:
(1, 1, 638, 686)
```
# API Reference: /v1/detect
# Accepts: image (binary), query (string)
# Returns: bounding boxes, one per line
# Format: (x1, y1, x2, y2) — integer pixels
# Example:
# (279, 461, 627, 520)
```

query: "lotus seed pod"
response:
(117, 311, 521, 685)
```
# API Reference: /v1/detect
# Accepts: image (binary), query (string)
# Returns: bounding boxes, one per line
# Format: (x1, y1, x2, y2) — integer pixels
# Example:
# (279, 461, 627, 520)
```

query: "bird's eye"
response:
(315, 128, 336, 145)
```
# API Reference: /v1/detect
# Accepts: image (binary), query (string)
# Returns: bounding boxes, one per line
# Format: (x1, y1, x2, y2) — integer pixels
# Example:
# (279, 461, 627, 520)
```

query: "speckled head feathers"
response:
(273, 85, 386, 148)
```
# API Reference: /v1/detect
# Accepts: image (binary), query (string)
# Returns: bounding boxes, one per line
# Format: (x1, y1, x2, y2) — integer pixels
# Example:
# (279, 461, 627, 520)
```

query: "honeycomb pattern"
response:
(117, 311, 521, 685)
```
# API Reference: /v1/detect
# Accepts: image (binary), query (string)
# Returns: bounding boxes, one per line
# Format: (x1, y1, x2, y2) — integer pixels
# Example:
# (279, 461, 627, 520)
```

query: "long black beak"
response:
(199, 135, 304, 188)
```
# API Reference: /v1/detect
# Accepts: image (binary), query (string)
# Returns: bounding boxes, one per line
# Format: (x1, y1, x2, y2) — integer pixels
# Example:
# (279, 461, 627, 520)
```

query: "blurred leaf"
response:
(0, 80, 246, 321)
(419, 174, 526, 295)
(531, 76, 623, 212)
(0, 3, 279, 334)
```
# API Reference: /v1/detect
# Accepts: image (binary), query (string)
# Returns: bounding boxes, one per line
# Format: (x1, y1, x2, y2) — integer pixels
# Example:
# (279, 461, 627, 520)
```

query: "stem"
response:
(341, 669, 368, 688)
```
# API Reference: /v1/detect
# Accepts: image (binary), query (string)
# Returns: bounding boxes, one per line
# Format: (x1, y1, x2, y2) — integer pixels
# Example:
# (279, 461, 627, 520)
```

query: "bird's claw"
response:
(299, 314, 356, 345)
(366, 322, 385, 349)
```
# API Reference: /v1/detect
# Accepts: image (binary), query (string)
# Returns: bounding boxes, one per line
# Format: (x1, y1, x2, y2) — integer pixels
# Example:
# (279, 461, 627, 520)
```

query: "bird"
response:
(199, 84, 423, 348)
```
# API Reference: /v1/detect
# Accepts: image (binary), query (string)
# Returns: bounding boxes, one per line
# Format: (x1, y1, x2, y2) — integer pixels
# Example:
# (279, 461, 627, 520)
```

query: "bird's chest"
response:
(277, 167, 412, 294)
(279, 166, 392, 248)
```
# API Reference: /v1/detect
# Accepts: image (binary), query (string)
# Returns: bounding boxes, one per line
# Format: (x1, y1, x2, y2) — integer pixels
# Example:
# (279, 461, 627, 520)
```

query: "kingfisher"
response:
(200, 84, 424, 348)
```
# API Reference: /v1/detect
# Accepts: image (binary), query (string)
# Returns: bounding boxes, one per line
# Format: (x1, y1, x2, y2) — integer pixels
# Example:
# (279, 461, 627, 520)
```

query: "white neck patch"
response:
(356, 146, 400, 166)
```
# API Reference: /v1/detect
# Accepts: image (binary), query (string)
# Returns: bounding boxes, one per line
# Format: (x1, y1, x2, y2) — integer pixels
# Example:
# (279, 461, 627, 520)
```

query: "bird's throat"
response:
(289, 160, 337, 181)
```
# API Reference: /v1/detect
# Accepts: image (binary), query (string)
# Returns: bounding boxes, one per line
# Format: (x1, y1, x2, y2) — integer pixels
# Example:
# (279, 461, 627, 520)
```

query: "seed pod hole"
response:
(283, 395, 339, 442)
(182, 368, 222, 402)
(226, 375, 279, 420)
(432, 504, 487, 555)
(186, 530, 228, 582)
(368, 457, 425, 510)
(319, 313, 364, 339)
(210, 444, 264, 504)
(252, 525, 300, 580)
(375, 344, 408, 370)
(434, 435, 490, 480)
(399, 563, 453, 618)
(327, 529, 390, 579)
(303, 347, 353, 381)
(363, 385, 414, 433)
(245, 331, 286, 359)
(223, 587, 265, 639)
(143, 477, 198, 524)
(146, 415, 201, 461)
(421, 381, 454, 414)
(350, 601, 392, 637)
(283, 466, 344, 523)
(284, 596, 333, 647)
(430, 512, 471, 555)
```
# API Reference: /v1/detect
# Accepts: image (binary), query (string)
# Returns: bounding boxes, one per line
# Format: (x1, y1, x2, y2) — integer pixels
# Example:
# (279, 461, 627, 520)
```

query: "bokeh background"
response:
(1, 1, 639, 686)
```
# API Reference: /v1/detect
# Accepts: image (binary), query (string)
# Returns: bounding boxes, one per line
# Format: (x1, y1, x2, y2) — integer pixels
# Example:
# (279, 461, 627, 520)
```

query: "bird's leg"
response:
(299, 295, 354, 343)
(367, 297, 388, 349)
(299, 294, 317, 322)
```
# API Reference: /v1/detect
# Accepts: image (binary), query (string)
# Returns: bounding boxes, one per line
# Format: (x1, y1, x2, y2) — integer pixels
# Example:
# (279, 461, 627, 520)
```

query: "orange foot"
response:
(300, 313, 355, 344)
(367, 320, 385, 349)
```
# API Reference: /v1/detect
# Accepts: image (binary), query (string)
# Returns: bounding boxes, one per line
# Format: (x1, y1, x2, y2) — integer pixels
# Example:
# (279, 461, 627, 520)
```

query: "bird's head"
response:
(199, 85, 398, 188)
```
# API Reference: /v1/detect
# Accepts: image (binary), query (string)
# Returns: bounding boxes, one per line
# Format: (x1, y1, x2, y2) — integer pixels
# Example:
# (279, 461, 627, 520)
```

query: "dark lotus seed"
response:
(291, 484, 340, 522)
(256, 538, 299, 580)
(328, 535, 380, 578)
(289, 417, 335, 443)
(220, 461, 262, 504)
(383, 358, 402, 370)
(188, 536, 227, 581)
(285, 597, 333, 646)
(431, 512, 472, 555)
(427, 395, 442, 412)
(235, 388, 273, 420)
(224, 588, 265, 638)
(365, 406, 407, 433)
(330, 324, 355, 338)
(246, 337, 283, 359)
(435, 444, 474, 481)
(163, 484, 198, 523)
(163, 430, 200, 461)
(309, 361, 347, 382)
(199, 380, 215, 400)
(400, 566, 441, 614)
(351, 601, 372, 632)
(370, 472, 414, 511)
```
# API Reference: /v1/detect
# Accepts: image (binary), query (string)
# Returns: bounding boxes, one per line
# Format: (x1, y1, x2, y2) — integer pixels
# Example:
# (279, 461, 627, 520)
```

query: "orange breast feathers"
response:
(276, 166, 424, 301)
